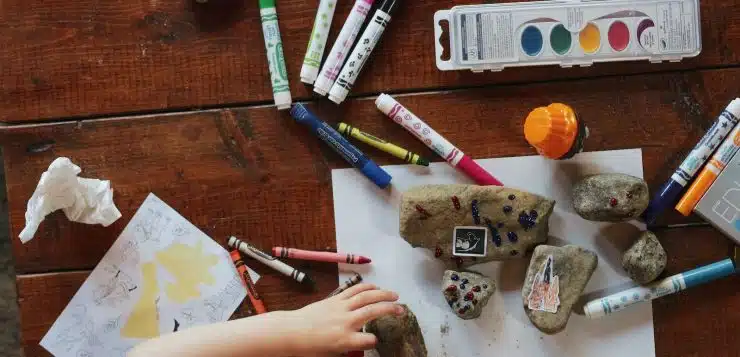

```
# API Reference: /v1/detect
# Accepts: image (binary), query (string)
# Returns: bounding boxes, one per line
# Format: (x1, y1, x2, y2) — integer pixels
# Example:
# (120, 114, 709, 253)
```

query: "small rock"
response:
(572, 174, 649, 222)
(400, 184, 555, 267)
(622, 231, 667, 284)
(366, 304, 427, 357)
(522, 245, 598, 334)
(441, 270, 495, 320)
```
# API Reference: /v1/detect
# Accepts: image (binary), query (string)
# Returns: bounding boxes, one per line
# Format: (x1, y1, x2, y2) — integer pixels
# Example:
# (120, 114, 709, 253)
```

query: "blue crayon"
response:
(584, 257, 738, 318)
(642, 99, 740, 224)
(290, 104, 392, 188)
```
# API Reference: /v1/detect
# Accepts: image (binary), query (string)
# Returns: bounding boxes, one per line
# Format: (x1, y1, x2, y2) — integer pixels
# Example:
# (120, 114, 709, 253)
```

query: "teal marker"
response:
(259, 0, 292, 110)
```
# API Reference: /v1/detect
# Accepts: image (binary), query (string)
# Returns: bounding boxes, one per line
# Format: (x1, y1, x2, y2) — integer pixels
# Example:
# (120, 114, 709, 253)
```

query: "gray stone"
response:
(366, 304, 427, 357)
(622, 231, 667, 284)
(441, 270, 495, 320)
(572, 174, 649, 222)
(522, 245, 597, 334)
(399, 184, 555, 268)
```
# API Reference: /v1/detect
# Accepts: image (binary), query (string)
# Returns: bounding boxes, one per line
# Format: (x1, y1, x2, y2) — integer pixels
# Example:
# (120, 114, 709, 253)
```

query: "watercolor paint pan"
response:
(434, 0, 701, 72)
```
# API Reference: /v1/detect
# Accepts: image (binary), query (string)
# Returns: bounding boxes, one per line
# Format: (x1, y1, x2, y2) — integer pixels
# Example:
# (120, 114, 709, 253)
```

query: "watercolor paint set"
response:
(434, 0, 701, 72)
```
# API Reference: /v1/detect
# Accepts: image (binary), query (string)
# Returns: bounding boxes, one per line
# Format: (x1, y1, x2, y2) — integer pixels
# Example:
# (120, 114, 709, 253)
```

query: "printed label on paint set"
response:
(434, 0, 701, 72)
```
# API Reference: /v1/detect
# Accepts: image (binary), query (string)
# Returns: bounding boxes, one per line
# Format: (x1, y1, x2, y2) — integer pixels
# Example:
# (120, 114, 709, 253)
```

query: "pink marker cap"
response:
(456, 156, 503, 186)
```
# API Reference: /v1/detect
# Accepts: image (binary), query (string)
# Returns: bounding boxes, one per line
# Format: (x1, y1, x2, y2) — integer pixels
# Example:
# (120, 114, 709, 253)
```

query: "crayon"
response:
(314, 0, 374, 96)
(584, 257, 737, 318)
(643, 98, 740, 223)
(290, 104, 392, 188)
(300, 0, 339, 84)
(328, 272, 363, 297)
(676, 123, 740, 216)
(336, 122, 429, 166)
(375, 94, 503, 186)
(259, 0, 292, 110)
(328, 0, 399, 104)
(228, 236, 315, 288)
(229, 250, 267, 315)
(272, 247, 371, 264)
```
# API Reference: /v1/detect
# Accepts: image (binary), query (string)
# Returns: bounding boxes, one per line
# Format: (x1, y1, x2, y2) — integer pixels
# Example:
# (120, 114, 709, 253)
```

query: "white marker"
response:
(300, 0, 339, 84)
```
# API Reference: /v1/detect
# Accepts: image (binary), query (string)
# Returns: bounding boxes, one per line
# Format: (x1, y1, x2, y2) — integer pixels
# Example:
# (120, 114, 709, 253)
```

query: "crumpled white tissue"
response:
(19, 157, 122, 243)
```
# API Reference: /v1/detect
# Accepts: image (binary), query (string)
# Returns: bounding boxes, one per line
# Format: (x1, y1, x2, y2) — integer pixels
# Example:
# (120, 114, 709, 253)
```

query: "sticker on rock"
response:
(452, 226, 487, 257)
(526, 255, 560, 313)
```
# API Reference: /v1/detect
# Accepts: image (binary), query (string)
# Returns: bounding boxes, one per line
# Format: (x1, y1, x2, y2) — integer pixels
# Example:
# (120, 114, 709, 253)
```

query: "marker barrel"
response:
(300, 0, 338, 84)
(314, 0, 374, 95)
(584, 258, 736, 318)
(375, 93, 503, 186)
(259, 2, 292, 110)
(337, 122, 429, 166)
(290, 104, 392, 188)
(273, 247, 371, 264)
(229, 250, 267, 315)
(328, 1, 397, 104)
(228, 236, 314, 288)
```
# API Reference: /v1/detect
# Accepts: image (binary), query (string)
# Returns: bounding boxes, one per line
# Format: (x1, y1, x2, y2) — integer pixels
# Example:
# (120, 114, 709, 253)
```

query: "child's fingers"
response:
(346, 290, 399, 311)
(336, 283, 378, 300)
(352, 302, 404, 327)
(346, 332, 378, 351)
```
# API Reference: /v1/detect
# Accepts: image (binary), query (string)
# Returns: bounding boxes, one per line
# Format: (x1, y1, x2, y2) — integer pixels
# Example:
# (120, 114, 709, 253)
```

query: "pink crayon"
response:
(272, 247, 372, 265)
(375, 94, 503, 186)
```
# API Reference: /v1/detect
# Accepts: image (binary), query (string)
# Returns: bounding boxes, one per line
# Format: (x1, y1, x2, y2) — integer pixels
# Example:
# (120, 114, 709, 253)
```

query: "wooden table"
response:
(2, 0, 740, 355)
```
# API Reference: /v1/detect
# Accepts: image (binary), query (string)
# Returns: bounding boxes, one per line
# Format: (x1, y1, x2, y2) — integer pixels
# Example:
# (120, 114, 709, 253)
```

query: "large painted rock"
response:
(622, 231, 667, 284)
(365, 304, 427, 357)
(441, 270, 495, 320)
(521, 245, 597, 334)
(400, 184, 555, 267)
(572, 174, 649, 222)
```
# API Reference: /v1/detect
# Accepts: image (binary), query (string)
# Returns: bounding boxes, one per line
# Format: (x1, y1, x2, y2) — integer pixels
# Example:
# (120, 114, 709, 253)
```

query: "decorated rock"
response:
(400, 184, 555, 267)
(365, 304, 427, 357)
(441, 270, 495, 320)
(572, 174, 649, 222)
(522, 245, 597, 334)
(622, 231, 667, 284)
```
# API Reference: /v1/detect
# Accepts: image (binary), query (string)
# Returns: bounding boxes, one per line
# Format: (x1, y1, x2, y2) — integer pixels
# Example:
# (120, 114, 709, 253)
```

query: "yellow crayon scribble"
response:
(155, 241, 218, 303)
(121, 262, 160, 339)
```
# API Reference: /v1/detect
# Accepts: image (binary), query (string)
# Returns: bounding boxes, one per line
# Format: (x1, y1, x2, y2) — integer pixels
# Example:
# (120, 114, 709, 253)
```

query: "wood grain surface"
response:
(1, 0, 740, 122)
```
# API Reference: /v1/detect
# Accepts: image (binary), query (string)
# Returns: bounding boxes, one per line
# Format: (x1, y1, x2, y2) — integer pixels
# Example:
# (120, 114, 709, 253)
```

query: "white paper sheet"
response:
(40, 193, 249, 357)
(332, 149, 655, 357)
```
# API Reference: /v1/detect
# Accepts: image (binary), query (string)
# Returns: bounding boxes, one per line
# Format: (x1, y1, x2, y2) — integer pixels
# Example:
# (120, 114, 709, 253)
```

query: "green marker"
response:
(300, 0, 338, 84)
(259, 0, 291, 110)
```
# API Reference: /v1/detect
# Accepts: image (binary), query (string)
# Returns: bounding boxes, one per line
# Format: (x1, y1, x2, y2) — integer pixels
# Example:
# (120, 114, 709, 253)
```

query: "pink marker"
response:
(375, 94, 503, 186)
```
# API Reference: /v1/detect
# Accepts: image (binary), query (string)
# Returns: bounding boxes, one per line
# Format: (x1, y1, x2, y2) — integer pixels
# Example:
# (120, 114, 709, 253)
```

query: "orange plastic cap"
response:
(524, 103, 579, 159)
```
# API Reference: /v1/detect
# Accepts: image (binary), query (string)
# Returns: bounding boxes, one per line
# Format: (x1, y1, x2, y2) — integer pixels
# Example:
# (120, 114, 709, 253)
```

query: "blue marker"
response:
(642, 98, 740, 224)
(584, 257, 738, 318)
(290, 104, 392, 188)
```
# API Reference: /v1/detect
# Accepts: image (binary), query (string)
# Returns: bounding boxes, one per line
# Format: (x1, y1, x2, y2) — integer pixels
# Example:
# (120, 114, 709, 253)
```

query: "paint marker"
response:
(229, 250, 267, 315)
(676, 123, 740, 216)
(643, 99, 740, 223)
(228, 236, 315, 288)
(313, 0, 374, 96)
(584, 257, 737, 318)
(328, 272, 363, 297)
(328, 0, 399, 104)
(336, 122, 429, 166)
(300, 0, 339, 84)
(290, 104, 392, 188)
(259, 0, 292, 110)
(375, 94, 503, 186)
(272, 247, 371, 264)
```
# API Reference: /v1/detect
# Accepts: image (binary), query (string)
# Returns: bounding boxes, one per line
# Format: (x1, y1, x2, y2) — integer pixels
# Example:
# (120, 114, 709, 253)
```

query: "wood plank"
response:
(16, 226, 740, 356)
(2, 0, 740, 122)
(4, 67, 738, 273)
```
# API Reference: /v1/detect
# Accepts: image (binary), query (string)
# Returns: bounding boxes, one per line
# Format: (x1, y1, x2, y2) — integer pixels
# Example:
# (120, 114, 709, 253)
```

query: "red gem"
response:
(472, 286, 481, 292)
(446, 285, 457, 292)
(415, 204, 431, 219)
(435, 246, 443, 258)
(464, 292, 474, 301)
(458, 308, 466, 314)
(609, 198, 618, 207)
(451, 196, 461, 210)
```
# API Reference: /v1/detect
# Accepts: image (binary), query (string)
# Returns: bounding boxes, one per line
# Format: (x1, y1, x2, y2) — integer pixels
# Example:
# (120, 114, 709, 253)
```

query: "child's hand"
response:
(277, 283, 403, 356)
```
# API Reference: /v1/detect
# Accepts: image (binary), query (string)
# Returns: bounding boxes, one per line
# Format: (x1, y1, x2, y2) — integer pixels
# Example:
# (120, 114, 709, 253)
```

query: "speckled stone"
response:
(622, 231, 667, 284)
(365, 304, 427, 357)
(441, 270, 495, 320)
(572, 174, 649, 222)
(522, 245, 598, 334)
(399, 185, 555, 267)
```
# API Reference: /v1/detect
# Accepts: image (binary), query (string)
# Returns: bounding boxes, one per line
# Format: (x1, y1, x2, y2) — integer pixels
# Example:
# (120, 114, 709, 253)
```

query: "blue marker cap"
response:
(359, 160, 392, 189)
(642, 179, 684, 224)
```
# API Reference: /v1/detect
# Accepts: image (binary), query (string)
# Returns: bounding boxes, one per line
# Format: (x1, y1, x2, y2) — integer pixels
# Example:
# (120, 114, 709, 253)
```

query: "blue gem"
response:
(530, 210, 538, 219)
(493, 235, 502, 247)
(471, 200, 480, 224)
(461, 278, 469, 284)
(451, 274, 459, 281)
(503, 206, 512, 214)
(507, 232, 518, 242)
(460, 285, 466, 290)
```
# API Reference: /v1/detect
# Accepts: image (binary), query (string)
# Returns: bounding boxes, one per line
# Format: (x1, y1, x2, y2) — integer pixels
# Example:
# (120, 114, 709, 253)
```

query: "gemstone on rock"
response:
(508, 194, 516, 200)
(464, 292, 474, 301)
(461, 278, 469, 284)
(435, 246, 443, 258)
(609, 197, 618, 207)
(446, 285, 457, 292)
(451, 196, 461, 210)
(530, 210, 538, 219)
(458, 308, 466, 314)
(451, 274, 459, 281)
(472, 286, 481, 292)
(507, 231, 518, 242)
(471, 200, 481, 224)
(503, 205, 513, 214)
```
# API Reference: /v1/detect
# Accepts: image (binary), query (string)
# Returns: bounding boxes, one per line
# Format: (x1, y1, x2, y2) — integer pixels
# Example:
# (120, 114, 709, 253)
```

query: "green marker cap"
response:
(259, 0, 276, 9)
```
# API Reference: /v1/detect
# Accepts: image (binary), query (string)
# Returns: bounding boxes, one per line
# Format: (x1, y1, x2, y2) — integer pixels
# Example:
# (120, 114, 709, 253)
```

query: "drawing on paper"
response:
(93, 265, 137, 307)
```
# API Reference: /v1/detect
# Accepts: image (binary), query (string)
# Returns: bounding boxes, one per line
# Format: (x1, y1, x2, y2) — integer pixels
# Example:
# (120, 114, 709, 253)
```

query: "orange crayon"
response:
(272, 247, 371, 264)
(230, 250, 267, 315)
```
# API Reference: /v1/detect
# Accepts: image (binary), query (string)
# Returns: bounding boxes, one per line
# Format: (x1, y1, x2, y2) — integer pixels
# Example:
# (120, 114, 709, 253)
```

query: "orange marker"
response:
(229, 250, 267, 315)
(676, 124, 740, 216)
(524, 103, 589, 160)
